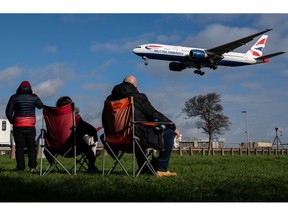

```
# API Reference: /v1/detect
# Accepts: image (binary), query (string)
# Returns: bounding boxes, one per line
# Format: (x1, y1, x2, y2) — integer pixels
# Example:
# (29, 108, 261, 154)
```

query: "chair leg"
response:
(104, 140, 130, 176)
(107, 151, 129, 175)
(135, 146, 157, 177)
(41, 148, 73, 175)
(102, 149, 105, 176)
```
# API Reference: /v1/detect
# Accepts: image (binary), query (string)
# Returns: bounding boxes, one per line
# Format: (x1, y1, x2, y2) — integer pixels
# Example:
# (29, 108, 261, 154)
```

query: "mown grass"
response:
(1, 152, 288, 202)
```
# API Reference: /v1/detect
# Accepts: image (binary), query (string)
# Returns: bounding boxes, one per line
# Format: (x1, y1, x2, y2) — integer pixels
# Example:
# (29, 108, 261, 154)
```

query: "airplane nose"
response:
(132, 48, 137, 53)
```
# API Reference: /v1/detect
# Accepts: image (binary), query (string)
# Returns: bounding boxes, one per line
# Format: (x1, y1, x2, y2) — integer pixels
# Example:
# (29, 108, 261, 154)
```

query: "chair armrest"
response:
(133, 121, 173, 127)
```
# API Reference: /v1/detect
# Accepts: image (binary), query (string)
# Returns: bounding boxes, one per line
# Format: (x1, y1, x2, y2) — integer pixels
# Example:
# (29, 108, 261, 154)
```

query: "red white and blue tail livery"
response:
(133, 29, 285, 76)
(247, 35, 267, 57)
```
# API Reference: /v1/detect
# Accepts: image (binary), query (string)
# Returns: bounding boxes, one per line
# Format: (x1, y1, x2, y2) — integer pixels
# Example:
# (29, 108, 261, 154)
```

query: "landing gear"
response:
(194, 69, 205, 76)
(212, 65, 218, 70)
(142, 56, 148, 65)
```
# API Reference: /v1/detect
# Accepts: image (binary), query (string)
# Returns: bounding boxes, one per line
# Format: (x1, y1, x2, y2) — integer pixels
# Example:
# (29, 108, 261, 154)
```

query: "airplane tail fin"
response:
(246, 35, 268, 58)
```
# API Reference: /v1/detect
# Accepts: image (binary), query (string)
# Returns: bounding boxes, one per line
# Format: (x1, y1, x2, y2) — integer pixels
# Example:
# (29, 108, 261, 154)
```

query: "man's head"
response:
(123, 75, 138, 88)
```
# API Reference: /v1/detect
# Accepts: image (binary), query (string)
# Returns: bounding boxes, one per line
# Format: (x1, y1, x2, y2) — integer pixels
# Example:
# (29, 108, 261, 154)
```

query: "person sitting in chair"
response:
(44, 96, 99, 174)
(101, 75, 180, 177)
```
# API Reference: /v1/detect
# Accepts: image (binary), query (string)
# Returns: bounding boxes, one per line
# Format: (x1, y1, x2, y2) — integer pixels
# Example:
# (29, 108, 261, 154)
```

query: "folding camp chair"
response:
(40, 103, 79, 175)
(102, 96, 170, 177)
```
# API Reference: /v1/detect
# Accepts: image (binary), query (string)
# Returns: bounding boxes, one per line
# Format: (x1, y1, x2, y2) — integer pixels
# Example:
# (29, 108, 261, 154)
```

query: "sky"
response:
(0, 12, 287, 147)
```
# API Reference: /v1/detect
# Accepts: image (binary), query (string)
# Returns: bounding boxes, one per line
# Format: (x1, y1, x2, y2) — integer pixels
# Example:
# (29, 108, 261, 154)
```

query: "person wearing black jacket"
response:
(102, 75, 180, 177)
(6, 81, 43, 172)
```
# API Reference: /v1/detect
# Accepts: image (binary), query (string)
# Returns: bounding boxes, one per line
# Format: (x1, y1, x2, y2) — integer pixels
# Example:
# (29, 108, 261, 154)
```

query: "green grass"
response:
(1, 153, 288, 202)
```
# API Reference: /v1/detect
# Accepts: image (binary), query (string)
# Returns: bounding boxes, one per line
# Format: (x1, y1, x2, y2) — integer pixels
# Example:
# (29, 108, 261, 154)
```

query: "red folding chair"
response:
(40, 103, 78, 175)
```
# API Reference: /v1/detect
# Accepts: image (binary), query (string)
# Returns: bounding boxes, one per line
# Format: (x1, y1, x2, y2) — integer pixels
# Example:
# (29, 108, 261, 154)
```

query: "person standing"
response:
(6, 81, 43, 172)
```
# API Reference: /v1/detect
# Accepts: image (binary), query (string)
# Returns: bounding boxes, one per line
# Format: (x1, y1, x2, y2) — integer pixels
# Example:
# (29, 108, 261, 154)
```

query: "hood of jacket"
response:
(111, 82, 138, 98)
(16, 81, 33, 94)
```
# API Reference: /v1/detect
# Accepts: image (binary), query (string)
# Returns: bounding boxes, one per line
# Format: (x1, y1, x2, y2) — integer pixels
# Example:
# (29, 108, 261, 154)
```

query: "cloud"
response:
(91, 40, 141, 53)
(33, 79, 64, 99)
(90, 32, 156, 53)
(28, 62, 76, 83)
(0, 66, 22, 84)
(183, 24, 255, 49)
(240, 82, 261, 89)
(223, 70, 255, 82)
(43, 44, 58, 54)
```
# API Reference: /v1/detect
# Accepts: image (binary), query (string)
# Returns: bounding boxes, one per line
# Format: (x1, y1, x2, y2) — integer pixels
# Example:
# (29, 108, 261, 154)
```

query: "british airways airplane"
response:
(133, 29, 285, 76)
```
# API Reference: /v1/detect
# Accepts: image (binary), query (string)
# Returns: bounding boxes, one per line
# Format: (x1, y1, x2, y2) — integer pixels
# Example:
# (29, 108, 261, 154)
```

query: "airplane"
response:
(132, 29, 285, 76)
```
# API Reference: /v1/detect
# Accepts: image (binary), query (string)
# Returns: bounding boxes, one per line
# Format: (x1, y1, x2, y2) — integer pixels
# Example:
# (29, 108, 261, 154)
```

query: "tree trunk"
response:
(208, 133, 212, 155)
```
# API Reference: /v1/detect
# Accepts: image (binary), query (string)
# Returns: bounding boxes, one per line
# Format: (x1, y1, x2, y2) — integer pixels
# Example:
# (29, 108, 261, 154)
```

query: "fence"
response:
(173, 147, 288, 156)
(2, 145, 288, 158)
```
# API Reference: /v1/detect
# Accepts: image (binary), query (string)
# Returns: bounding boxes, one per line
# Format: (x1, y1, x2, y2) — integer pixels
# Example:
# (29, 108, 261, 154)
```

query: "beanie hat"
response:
(20, 81, 31, 88)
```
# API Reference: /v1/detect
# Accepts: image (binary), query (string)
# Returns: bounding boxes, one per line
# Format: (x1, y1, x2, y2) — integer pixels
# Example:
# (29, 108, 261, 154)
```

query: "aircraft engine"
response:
(189, 49, 207, 60)
(169, 62, 186, 72)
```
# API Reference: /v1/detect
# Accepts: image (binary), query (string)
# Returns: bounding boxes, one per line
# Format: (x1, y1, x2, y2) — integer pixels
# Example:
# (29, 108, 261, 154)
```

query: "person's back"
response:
(5, 81, 43, 172)
(102, 75, 180, 177)
(6, 81, 43, 127)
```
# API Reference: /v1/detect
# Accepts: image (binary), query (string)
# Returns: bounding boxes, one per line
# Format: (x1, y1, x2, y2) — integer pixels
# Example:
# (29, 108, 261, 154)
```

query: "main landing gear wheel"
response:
(194, 70, 205, 76)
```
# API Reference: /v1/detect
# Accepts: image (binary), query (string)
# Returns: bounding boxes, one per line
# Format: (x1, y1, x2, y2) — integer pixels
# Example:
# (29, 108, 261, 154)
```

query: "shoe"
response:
(156, 171, 177, 177)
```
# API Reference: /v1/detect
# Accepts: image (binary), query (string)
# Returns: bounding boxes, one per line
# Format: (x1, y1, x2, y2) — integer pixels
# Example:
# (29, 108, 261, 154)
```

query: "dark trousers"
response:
(13, 127, 37, 170)
(44, 138, 96, 166)
(100, 128, 175, 172)
(76, 137, 96, 166)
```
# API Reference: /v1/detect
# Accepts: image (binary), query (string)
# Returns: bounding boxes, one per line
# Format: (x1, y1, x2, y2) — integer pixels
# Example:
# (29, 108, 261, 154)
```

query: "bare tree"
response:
(182, 92, 231, 150)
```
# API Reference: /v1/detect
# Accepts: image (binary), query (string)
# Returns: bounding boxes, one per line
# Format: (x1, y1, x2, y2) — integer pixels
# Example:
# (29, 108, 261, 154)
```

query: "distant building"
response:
(241, 142, 272, 149)
(176, 135, 225, 149)
(0, 119, 12, 147)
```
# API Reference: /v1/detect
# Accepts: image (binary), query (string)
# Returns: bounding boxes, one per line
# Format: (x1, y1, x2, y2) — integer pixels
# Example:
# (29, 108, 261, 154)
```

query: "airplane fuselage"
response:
(133, 44, 258, 68)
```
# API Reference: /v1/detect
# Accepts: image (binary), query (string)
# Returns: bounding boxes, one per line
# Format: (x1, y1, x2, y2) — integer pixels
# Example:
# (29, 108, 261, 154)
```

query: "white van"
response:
(0, 119, 12, 147)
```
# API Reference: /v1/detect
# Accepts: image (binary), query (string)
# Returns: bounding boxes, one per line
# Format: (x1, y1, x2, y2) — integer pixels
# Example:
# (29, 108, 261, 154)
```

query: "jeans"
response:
(157, 128, 175, 172)
(13, 127, 37, 170)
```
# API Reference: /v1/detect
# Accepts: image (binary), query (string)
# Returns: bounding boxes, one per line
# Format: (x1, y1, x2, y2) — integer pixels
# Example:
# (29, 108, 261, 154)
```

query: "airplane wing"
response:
(256, 51, 286, 60)
(206, 29, 272, 56)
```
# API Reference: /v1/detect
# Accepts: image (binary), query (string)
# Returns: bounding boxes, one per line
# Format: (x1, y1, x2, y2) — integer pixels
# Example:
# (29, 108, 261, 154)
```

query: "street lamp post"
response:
(242, 111, 249, 150)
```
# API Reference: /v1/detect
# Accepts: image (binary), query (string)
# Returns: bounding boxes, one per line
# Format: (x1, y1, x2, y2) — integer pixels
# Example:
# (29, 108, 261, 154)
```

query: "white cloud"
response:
(183, 24, 256, 50)
(240, 82, 261, 89)
(90, 32, 157, 53)
(33, 79, 64, 99)
(0, 66, 22, 84)
(43, 44, 58, 54)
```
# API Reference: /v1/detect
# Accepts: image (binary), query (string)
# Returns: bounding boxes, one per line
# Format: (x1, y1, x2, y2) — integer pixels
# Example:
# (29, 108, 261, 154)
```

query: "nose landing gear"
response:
(142, 56, 148, 65)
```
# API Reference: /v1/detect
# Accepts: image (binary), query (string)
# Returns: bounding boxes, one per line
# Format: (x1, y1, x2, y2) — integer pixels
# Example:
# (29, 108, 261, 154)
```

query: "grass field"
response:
(0, 152, 288, 202)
